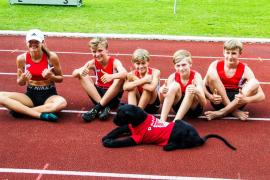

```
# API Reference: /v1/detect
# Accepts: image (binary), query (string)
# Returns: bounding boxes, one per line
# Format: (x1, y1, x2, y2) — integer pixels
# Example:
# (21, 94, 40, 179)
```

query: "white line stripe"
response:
(1, 30, 270, 43)
(1, 107, 269, 121)
(35, 163, 49, 180)
(0, 72, 270, 85)
(1, 49, 270, 61)
(0, 168, 235, 180)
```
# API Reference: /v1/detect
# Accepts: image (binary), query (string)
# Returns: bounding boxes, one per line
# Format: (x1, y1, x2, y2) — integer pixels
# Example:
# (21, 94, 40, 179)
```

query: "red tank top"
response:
(25, 52, 49, 81)
(134, 68, 153, 94)
(175, 70, 196, 93)
(95, 56, 115, 89)
(216, 60, 245, 90)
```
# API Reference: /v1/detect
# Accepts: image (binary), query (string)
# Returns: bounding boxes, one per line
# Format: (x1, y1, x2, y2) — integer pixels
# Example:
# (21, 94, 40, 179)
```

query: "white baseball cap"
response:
(26, 29, 44, 42)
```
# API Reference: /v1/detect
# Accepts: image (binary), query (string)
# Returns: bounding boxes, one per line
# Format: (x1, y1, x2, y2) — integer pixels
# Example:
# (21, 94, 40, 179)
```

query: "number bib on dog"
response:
(129, 114, 174, 146)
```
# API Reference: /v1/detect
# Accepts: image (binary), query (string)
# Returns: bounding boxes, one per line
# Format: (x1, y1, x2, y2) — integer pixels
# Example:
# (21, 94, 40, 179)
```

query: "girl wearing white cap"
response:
(0, 29, 67, 122)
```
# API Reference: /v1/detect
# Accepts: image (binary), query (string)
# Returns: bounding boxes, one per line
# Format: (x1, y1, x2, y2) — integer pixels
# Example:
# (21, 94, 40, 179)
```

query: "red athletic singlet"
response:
(94, 56, 115, 89)
(216, 60, 245, 90)
(25, 52, 49, 81)
(134, 67, 153, 93)
(175, 70, 196, 93)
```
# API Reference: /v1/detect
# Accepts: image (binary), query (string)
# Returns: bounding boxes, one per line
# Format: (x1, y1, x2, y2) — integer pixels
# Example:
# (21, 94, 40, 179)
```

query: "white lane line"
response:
(0, 72, 270, 85)
(1, 29, 270, 43)
(0, 107, 269, 121)
(0, 49, 270, 61)
(0, 168, 235, 180)
(35, 163, 49, 180)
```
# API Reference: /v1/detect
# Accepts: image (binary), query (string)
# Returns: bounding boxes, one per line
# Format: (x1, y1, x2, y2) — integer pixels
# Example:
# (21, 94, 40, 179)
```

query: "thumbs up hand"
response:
(235, 88, 247, 105)
(160, 80, 169, 95)
(211, 88, 222, 104)
(101, 69, 113, 83)
(80, 63, 91, 77)
(42, 66, 55, 79)
(18, 68, 32, 82)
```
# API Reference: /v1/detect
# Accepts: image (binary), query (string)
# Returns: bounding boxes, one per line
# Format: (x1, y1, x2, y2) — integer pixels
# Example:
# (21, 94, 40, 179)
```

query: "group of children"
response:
(0, 29, 265, 122)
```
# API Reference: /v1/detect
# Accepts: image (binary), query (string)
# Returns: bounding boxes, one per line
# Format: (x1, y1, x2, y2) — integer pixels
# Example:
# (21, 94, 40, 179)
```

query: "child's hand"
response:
(18, 69, 32, 82)
(80, 63, 91, 77)
(101, 69, 113, 83)
(210, 89, 222, 104)
(160, 80, 168, 95)
(143, 74, 152, 83)
(42, 67, 54, 80)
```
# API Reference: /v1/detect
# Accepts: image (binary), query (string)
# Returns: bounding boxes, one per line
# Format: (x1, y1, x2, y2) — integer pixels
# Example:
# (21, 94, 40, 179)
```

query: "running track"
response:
(0, 34, 269, 180)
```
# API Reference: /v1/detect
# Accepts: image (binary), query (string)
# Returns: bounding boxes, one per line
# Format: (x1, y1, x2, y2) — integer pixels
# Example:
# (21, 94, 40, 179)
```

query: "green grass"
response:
(0, 0, 270, 38)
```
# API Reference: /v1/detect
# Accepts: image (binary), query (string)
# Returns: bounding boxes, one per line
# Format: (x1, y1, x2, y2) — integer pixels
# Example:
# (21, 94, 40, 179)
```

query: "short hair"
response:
(89, 37, 108, 49)
(172, 50, 192, 64)
(131, 49, 150, 63)
(224, 39, 243, 54)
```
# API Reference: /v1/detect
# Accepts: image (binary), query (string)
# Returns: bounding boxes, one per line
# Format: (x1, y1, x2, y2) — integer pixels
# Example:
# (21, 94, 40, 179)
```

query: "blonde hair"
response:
(131, 49, 150, 63)
(173, 50, 192, 64)
(89, 37, 108, 49)
(224, 39, 243, 54)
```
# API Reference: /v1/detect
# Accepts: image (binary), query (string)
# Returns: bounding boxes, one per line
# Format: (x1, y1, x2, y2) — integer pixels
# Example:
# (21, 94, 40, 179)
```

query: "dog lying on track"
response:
(102, 104, 236, 151)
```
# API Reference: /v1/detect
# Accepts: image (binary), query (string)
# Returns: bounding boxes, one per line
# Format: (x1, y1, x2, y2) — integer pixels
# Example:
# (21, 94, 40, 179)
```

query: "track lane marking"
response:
(0, 107, 269, 121)
(0, 49, 270, 61)
(0, 168, 236, 180)
(0, 72, 270, 85)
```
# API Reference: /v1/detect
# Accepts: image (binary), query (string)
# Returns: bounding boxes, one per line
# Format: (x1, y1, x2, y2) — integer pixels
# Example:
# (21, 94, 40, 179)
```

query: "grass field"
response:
(0, 0, 270, 38)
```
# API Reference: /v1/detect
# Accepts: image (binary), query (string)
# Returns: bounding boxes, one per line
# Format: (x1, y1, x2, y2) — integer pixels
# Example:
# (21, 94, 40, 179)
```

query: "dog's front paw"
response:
(103, 139, 114, 147)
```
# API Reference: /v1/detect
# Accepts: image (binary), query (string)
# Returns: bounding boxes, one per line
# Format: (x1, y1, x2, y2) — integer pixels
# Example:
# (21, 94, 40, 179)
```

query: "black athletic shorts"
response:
(90, 85, 123, 109)
(144, 97, 160, 114)
(26, 84, 57, 107)
(172, 95, 203, 118)
(208, 88, 245, 110)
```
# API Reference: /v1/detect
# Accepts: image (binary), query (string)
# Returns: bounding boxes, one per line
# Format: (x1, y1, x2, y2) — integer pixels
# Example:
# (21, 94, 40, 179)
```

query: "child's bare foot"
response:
(232, 110, 249, 121)
(204, 110, 224, 120)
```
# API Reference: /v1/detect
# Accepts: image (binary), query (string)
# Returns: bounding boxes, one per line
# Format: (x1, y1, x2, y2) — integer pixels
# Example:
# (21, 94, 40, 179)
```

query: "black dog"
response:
(102, 104, 236, 151)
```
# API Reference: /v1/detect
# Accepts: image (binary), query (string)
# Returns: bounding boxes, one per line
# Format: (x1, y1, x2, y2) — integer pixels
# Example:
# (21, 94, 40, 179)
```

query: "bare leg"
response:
(99, 79, 124, 106)
(160, 82, 181, 121)
(33, 95, 67, 113)
(138, 90, 152, 109)
(0, 92, 41, 118)
(174, 92, 195, 120)
(79, 75, 101, 103)
(127, 89, 137, 106)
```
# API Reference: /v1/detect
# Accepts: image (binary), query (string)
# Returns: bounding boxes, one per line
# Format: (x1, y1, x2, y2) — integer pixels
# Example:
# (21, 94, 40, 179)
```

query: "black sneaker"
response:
(9, 110, 24, 118)
(40, 112, 58, 122)
(82, 107, 99, 122)
(98, 106, 110, 120)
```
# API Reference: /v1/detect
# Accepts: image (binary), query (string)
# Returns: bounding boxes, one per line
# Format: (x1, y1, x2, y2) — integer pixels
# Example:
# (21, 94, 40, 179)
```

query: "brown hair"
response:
(131, 49, 150, 63)
(89, 37, 108, 49)
(224, 39, 243, 54)
(172, 50, 192, 64)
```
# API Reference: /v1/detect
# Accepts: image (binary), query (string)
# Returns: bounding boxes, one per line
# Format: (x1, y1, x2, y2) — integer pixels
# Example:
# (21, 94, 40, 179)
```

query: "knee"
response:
(0, 92, 8, 103)
(168, 82, 181, 94)
(45, 98, 67, 112)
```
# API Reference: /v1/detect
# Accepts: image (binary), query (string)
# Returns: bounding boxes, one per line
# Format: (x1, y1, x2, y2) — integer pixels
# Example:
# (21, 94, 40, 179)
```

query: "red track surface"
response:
(0, 35, 269, 180)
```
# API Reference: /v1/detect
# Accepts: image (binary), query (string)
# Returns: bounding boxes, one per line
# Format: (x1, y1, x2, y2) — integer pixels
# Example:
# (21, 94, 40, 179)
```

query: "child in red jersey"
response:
(72, 37, 127, 122)
(123, 49, 160, 114)
(204, 39, 265, 120)
(159, 50, 206, 122)
(0, 29, 67, 122)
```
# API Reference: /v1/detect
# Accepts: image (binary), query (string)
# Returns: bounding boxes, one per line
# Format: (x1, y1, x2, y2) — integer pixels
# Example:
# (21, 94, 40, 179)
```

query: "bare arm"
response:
(16, 53, 30, 86)
(194, 73, 207, 107)
(72, 59, 95, 78)
(142, 69, 160, 92)
(44, 52, 64, 83)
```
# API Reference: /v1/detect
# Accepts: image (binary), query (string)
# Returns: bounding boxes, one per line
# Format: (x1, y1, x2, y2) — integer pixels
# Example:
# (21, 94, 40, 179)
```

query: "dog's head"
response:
(113, 104, 148, 127)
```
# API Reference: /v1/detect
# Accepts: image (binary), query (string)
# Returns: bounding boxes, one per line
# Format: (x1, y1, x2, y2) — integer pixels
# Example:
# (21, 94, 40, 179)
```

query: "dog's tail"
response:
(203, 134, 237, 151)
